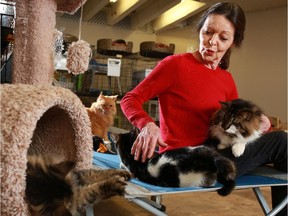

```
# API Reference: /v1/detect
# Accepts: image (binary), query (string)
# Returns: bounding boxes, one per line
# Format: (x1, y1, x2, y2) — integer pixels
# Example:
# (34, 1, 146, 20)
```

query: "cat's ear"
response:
(110, 133, 119, 143)
(111, 95, 118, 101)
(242, 112, 252, 121)
(98, 91, 104, 98)
(97, 92, 105, 102)
(53, 161, 75, 177)
(219, 101, 228, 108)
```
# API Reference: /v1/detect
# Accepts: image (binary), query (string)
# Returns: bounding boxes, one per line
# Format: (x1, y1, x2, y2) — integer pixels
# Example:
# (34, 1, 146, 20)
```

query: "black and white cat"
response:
(208, 98, 263, 157)
(115, 128, 236, 196)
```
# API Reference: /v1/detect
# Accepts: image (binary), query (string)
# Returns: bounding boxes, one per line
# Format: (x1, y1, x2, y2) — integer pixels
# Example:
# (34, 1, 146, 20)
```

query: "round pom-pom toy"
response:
(66, 40, 91, 75)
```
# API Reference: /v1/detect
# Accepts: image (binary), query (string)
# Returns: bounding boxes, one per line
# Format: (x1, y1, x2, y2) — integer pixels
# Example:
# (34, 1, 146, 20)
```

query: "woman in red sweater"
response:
(121, 2, 287, 215)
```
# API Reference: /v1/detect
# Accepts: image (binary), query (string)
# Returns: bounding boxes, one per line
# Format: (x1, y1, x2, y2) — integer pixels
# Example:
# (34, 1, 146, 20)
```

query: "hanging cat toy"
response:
(66, 0, 91, 75)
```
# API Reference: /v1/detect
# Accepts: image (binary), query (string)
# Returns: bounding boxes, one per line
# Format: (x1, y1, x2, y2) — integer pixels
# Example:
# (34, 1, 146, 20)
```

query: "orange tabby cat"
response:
(87, 92, 117, 141)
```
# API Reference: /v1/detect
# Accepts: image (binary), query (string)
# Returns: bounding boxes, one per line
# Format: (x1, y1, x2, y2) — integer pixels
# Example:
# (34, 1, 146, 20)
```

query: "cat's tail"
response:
(215, 157, 236, 196)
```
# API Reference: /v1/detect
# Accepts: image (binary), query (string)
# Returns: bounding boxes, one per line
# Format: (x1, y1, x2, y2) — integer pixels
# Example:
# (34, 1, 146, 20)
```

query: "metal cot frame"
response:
(86, 152, 287, 216)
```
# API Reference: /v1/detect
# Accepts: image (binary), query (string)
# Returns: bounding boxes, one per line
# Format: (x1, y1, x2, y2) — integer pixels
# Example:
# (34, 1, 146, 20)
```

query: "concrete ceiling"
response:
(201, 0, 286, 12)
(57, 0, 287, 33)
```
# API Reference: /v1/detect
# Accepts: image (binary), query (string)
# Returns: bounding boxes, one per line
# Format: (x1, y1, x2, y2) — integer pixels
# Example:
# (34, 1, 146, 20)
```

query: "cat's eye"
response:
(233, 122, 239, 127)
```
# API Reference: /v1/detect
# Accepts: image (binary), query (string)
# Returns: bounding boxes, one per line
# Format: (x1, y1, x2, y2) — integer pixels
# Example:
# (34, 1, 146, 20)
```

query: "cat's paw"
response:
(232, 143, 245, 157)
(105, 176, 128, 197)
(113, 170, 132, 181)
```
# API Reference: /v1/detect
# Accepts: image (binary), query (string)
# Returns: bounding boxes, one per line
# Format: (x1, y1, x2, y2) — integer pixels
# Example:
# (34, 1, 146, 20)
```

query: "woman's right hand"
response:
(131, 122, 167, 162)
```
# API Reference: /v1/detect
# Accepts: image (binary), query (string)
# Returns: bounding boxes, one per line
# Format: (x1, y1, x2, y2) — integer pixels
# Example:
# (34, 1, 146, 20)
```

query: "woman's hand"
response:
(131, 122, 167, 162)
(260, 114, 271, 133)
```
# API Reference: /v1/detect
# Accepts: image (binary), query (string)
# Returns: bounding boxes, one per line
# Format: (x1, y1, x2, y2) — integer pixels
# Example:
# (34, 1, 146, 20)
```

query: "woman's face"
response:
(199, 14, 235, 67)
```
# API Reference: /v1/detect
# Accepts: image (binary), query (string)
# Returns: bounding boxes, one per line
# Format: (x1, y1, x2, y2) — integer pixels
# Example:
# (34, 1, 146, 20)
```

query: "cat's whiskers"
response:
(209, 98, 263, 157)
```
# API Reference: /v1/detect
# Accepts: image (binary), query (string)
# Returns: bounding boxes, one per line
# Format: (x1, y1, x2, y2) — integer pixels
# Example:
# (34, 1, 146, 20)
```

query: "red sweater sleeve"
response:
(120, 91, 154, 129)
(120, 56, 177, 129)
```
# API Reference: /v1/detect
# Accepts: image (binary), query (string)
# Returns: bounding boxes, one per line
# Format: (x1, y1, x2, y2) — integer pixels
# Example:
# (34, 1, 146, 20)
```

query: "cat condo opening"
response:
(1, 84, 93, 215)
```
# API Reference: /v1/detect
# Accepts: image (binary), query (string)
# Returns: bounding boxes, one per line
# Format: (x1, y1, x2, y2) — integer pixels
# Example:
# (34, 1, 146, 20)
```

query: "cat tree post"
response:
(12, 0, 87, 85)
(12, 0, 56, 84)
(1, 1, 89, 215)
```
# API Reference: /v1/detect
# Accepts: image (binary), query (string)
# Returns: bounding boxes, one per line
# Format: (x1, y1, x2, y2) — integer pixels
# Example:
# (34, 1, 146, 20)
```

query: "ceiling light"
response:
(107, 0, 144, 25)
(152, 0, 206, 32)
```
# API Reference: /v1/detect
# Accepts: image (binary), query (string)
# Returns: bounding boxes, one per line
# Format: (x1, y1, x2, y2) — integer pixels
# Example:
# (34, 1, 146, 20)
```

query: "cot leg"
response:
(151, 195, 165, 209)
(267, 196, 288, 216)
(130, 197, 167, 216)
(253, 187, 288, 216)
(253, 187, 270, 215)
(140, 196, 166, 211)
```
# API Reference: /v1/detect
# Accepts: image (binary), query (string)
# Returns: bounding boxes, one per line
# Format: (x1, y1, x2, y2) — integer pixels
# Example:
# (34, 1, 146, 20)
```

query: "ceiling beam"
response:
(152, 0, 206, 33)
(106, 0, 148, 26)
(130, 0, 181, 30)
(82, 0, 110, 22)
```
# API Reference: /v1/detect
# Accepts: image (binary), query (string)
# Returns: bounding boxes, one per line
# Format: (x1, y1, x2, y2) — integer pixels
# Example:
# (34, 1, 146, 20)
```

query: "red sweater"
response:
(121, 53, 238, 153)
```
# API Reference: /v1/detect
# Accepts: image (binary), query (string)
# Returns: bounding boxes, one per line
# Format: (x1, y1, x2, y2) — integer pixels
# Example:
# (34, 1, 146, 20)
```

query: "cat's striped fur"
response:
(208, 98, 263, 157)
(25, 155, 131, 216)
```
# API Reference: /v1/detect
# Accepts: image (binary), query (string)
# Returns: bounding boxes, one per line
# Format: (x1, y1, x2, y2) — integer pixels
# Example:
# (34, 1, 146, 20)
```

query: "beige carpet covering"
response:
(2, 1, 90, 215)
(12, 0, 87, 85)
(0, 84, 92, 215)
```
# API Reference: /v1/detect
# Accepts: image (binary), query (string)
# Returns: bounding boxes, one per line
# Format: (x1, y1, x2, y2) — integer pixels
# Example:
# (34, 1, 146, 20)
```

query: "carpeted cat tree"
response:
(0, 0, 92, 215)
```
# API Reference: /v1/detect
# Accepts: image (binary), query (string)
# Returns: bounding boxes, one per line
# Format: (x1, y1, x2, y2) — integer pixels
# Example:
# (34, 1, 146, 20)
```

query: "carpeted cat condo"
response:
(1, 0, 91, 215)
(0, 84, 92, 215)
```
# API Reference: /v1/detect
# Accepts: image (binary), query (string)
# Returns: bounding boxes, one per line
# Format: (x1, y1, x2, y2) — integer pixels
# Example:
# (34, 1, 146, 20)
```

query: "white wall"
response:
(56, 6, 287, 123)
(229, 7, 287, 123)
(155, 26, 199, 53)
